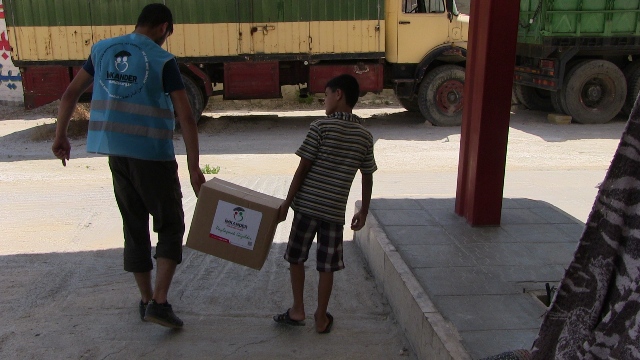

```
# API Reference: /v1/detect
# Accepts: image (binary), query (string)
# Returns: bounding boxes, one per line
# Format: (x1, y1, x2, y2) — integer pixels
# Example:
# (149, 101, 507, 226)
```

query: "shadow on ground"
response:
(0, 241, 414, 359)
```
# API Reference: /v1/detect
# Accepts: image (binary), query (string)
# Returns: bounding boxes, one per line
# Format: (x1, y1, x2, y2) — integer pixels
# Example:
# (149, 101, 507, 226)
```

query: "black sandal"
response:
(317, 312, 333, 334)
(273, 309, 305, 326)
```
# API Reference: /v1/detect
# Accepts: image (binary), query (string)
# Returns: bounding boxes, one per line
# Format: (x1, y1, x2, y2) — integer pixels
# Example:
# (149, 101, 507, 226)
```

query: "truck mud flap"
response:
(22, 66, 70, 109)
(223, 62, 280, 100)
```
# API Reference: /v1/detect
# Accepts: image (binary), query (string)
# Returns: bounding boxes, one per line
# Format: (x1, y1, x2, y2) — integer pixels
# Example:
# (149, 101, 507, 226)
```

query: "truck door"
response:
(396, 0, 450, 64)
(239, 0, 310, 55)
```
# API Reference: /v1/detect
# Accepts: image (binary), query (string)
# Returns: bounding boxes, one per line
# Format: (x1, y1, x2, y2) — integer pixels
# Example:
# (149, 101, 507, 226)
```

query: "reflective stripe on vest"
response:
(91, 99, 174, 120)
(88, 120, 173, 140)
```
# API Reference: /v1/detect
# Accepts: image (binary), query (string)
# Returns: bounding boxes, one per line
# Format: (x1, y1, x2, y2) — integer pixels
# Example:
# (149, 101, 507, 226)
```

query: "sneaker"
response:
(144, 300, 184, 328)
(139, 300, 147, 321)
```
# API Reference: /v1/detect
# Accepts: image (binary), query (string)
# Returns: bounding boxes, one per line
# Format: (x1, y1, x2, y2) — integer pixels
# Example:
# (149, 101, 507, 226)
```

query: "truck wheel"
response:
(397, 96, 420, 112)
(418, 65, 465, 126)
(550, 90, 568, 114)
(514, 84, 554, 112)
(561, 60, 626, 124)
(622, 62, 640, 115)
(182, 74, 205, 124)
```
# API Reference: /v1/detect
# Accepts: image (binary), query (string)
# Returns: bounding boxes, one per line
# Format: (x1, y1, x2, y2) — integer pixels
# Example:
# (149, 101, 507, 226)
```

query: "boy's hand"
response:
(351, 210, 367, 231)
(277, 202, 289, 223)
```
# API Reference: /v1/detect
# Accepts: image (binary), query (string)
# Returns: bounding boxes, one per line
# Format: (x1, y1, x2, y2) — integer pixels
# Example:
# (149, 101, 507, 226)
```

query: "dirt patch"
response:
(204, 87, 399, 112)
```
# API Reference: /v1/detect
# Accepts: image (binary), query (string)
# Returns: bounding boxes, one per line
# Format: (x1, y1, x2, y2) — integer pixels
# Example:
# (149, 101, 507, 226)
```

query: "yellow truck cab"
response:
(4, 0, 468, 126)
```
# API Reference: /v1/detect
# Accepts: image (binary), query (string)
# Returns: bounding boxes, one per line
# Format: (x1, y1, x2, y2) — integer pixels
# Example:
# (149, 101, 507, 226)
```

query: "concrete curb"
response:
(354, 203, 471, 360)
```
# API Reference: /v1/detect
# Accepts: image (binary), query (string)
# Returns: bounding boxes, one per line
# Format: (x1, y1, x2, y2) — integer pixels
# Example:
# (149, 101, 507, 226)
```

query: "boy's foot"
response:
(144, 300, 184, 329)
(139, 300, 148, 321)
(273, 309, 305, 326)
(316, 312, 334, 334)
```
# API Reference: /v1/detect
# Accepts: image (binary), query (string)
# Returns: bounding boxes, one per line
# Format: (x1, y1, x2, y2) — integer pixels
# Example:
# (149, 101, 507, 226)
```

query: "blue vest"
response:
(87, 33, 176, 161)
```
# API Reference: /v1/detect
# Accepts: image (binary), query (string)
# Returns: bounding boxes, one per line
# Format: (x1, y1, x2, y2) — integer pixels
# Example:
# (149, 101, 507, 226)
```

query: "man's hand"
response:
(351, 210, 368, 231)
(52, 136, 71, 166)
(53, 68, 93, 167)
(189, 167, 206, 197)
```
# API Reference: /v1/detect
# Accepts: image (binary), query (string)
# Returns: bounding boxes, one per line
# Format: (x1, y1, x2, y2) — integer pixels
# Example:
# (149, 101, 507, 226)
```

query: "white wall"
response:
(0, 0, 23, 105)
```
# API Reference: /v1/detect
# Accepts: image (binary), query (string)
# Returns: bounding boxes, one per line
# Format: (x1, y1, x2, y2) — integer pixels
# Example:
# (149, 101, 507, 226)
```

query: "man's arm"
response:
(52, 69, 94, 165)
(351, 172, 373, 231)
(278, 157, 313, 222)
(170, 89, 205, 196)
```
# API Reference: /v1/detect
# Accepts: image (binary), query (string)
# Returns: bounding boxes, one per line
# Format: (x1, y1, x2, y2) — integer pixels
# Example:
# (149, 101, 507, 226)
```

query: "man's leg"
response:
(125, 159, 184, 328)
(153, 257, 177, 304)
(109, 157, 154, 303)
(288, 263, 306, 321)
(144, 256, 183, 328)
(134, 272, 153, 303)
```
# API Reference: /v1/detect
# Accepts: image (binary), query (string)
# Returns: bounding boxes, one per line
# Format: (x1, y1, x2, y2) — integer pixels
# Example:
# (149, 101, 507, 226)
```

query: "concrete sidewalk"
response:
(355, 171, 602, 359)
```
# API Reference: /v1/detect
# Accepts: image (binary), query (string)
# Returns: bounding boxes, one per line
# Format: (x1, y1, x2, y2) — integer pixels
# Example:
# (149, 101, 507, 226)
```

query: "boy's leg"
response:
(315, 220, 344, 332)
(316, 271, 334, 330)
(289, 263, 306, 321)
(283, 212, 318, 321)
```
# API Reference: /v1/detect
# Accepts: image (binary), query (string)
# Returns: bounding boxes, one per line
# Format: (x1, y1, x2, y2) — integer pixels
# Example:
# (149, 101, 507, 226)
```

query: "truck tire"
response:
(561, 60, 626, 124)
(182, 74, 205, 124)
(622, 62, 640, 115)
(397, 96, 420, 112)
(550, 90, 568, 114)
(514, 84, 554, 112)
(418, 65, 465, 126)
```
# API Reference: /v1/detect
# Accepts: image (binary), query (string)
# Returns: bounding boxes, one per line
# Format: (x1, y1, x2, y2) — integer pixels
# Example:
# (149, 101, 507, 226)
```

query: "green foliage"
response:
(296, 90, 315, 104)
(201, 164, 221, 174)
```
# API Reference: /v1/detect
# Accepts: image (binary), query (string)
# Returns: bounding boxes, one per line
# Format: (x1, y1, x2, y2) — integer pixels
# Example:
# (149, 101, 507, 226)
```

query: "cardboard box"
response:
(186, 178, 283, 270)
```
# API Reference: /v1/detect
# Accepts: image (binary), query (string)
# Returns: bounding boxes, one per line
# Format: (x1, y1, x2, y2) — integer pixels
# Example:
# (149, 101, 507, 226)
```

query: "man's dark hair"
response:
(136, 3, 174, 35)
(326, 74, 360, 108)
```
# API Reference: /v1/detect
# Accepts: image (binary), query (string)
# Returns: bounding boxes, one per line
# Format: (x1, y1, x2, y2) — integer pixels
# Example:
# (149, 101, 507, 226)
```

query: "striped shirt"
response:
(292, 112, 377, 224)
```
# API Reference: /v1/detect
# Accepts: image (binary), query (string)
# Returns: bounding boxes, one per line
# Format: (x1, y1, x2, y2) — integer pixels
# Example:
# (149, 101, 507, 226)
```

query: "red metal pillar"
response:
(455, 0, 521, 226)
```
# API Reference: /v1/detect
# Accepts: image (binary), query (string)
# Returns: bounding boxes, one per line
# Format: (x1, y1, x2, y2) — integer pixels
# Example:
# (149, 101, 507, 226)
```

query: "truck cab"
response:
(386, 0, 469, 125)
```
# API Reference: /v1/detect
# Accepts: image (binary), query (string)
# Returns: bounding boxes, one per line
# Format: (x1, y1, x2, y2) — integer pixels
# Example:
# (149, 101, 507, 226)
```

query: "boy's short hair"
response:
(326, 74, 360, 108)
(136, 3, 174, 35)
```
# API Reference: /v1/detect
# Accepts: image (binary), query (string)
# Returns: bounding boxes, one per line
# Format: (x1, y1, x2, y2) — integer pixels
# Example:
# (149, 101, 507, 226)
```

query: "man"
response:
(52, 3, 205, 329)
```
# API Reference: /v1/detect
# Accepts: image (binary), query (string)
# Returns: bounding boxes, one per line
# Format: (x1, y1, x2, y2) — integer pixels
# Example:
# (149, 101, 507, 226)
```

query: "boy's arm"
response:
(351, 172, 373, 231)
(278, 157, 313, 222)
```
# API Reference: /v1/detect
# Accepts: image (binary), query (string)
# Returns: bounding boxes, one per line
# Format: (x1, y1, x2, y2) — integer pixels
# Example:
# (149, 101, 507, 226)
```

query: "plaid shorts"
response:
(284, 212, 345, 272)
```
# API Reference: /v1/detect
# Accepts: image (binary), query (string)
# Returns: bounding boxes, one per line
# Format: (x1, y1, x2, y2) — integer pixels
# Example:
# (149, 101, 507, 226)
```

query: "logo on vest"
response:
(97, 42, 149, 99)
(114, 51, 130, 72)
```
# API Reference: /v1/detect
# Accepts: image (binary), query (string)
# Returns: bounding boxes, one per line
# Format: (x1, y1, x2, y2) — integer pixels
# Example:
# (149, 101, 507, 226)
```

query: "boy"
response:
(274, 74, 377, 334)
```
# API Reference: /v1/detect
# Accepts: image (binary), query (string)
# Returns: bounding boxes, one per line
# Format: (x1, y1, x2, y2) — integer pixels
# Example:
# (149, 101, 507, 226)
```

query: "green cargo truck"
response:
(515, 0, 640, 123)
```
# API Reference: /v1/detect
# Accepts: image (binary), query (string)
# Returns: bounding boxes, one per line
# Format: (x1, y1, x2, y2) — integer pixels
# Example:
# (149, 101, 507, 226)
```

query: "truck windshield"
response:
(403, 0, 446, 14)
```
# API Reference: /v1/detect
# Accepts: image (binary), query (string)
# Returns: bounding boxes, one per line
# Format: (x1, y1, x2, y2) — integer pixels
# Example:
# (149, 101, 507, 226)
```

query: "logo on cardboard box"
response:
(210, 200, 262, 250)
